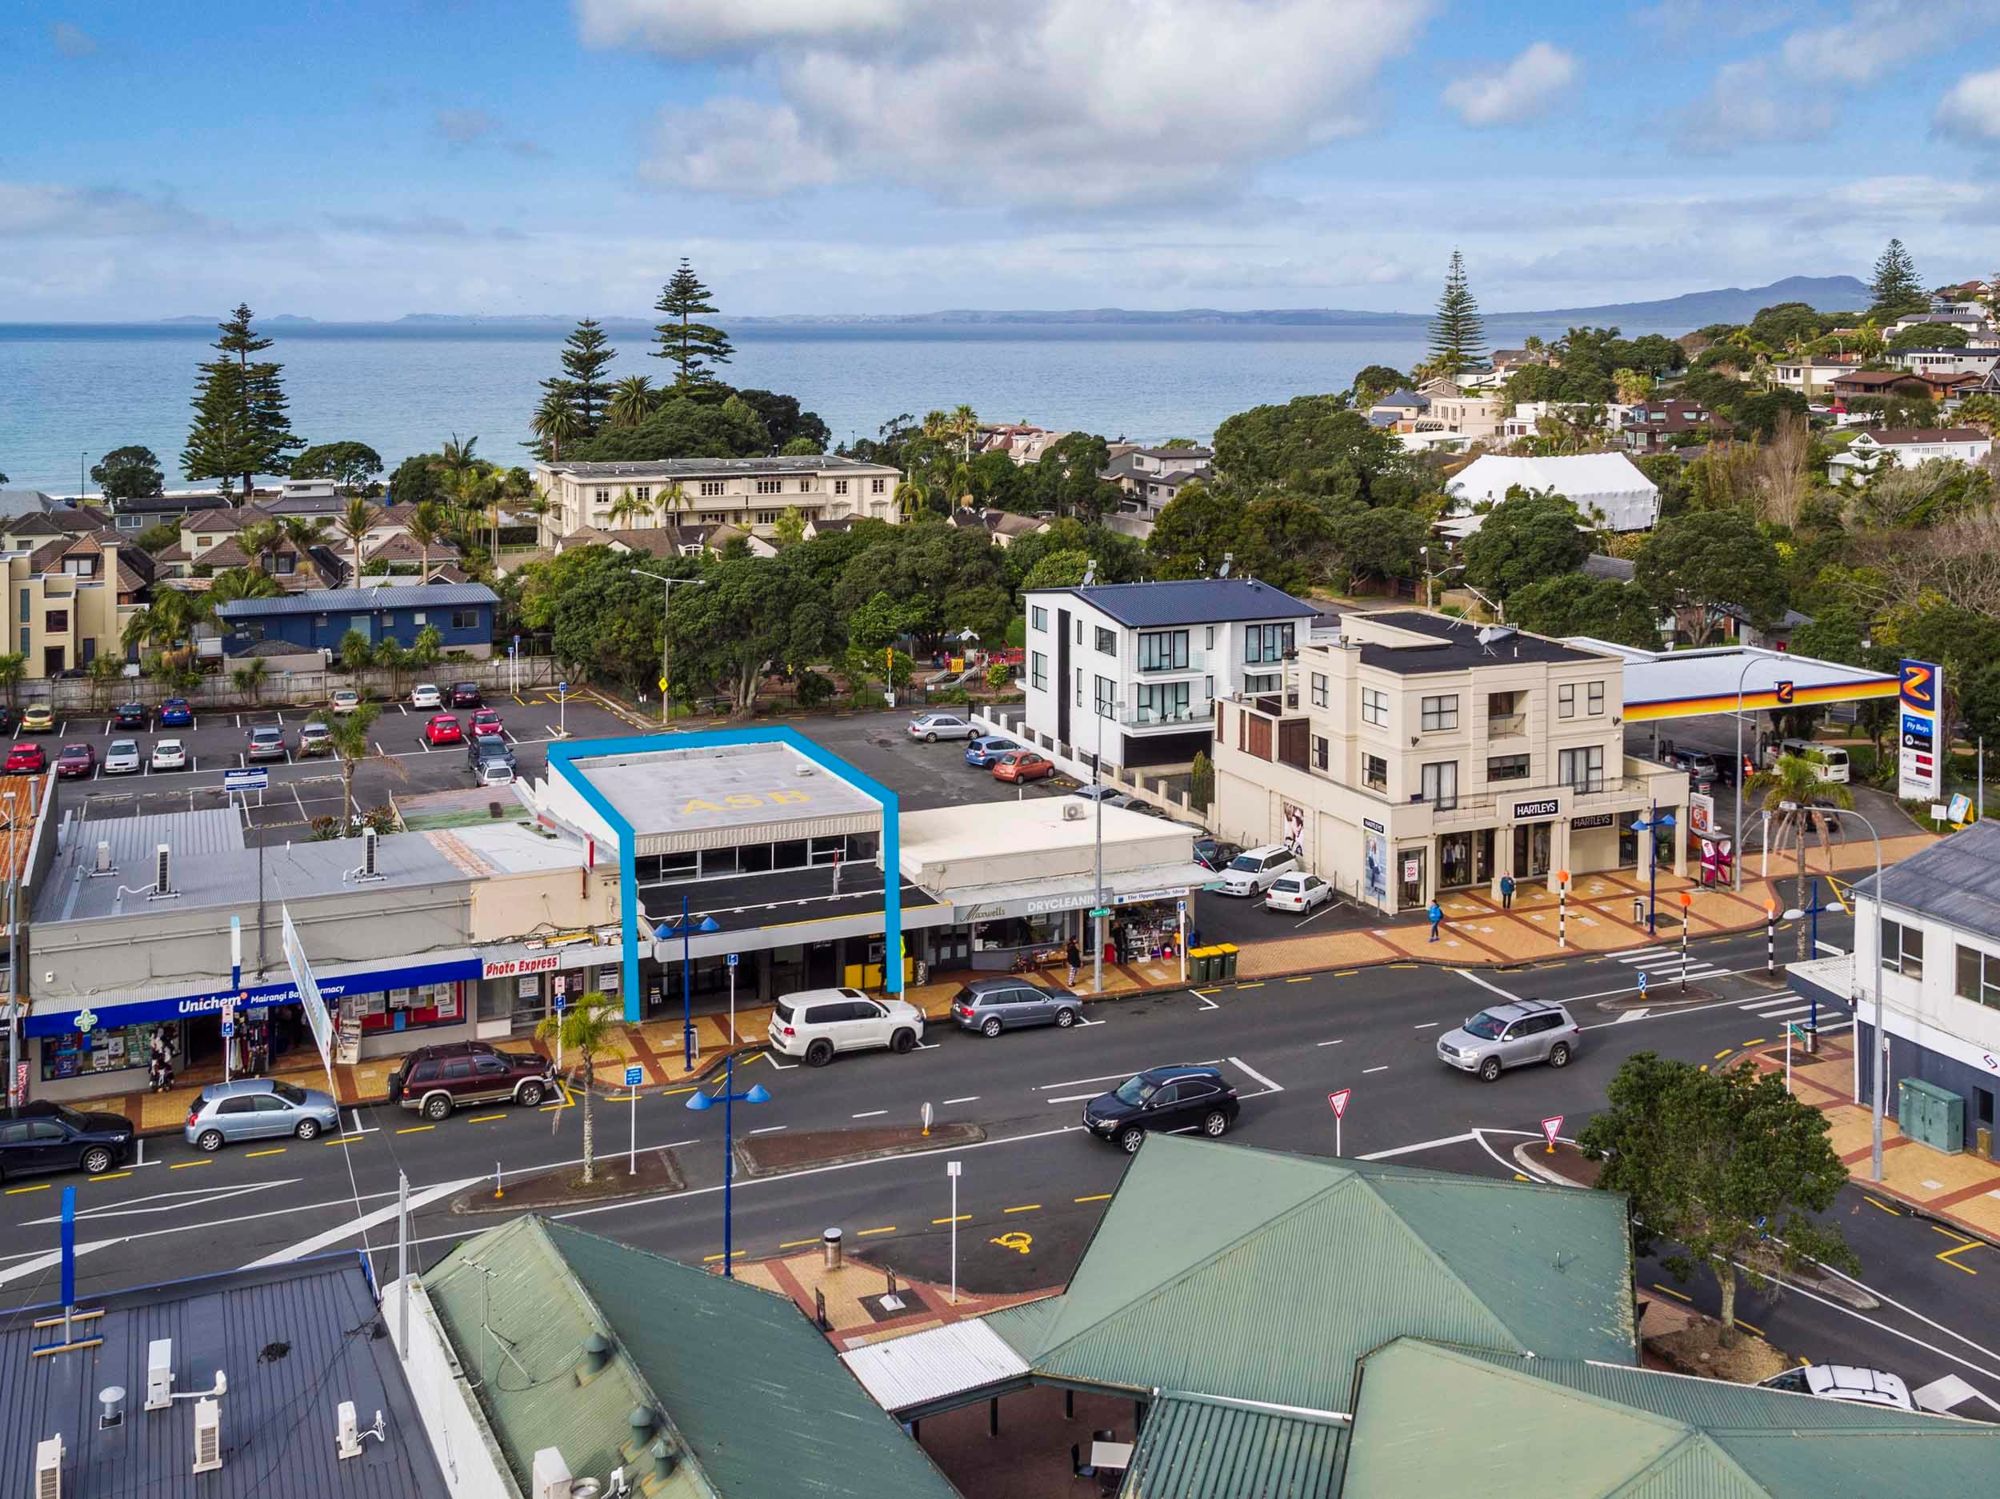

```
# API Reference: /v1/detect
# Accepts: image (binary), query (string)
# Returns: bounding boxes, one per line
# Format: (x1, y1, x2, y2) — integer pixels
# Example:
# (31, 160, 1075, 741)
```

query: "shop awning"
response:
(946, 860, 1213, 923)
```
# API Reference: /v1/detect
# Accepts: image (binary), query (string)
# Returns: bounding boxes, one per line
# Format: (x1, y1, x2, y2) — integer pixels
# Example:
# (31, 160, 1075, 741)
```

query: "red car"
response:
(5, 743, 47, 775)
(991, 749, 1055, 783)
(423, 713, 464, 747)
(469, 709, 505, 738)
(55, 743, 97, 779)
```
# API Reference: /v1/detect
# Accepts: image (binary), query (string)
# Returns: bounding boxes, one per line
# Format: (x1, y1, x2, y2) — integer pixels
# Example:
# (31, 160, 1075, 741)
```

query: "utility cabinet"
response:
(1897, 1076, 1965, 1154)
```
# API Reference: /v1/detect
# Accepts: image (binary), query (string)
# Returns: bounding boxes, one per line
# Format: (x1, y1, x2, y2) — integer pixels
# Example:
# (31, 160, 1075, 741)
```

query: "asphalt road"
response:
(8, 915, 1998, 1417)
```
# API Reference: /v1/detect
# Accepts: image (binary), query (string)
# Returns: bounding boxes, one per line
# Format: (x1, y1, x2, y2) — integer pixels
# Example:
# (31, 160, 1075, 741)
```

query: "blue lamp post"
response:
(1627, 802, 1677, 936)
(685, 1055, 769, 1277)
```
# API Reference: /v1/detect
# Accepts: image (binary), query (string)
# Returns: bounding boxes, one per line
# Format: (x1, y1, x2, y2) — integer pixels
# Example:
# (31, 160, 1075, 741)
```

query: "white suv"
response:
(1214, 844, 1299, 897)
(768, 987, 925, 1066)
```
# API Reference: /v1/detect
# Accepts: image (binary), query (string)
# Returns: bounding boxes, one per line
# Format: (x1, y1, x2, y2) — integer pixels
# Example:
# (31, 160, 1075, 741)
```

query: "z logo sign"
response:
(1773, 680, 1794, 706)
(1900, 660, 1937, 711)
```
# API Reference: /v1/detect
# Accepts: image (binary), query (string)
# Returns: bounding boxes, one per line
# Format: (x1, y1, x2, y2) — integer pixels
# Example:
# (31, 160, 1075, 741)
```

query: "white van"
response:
(1776, 738, 1850, 784)
(1214, 844, 1300, 897)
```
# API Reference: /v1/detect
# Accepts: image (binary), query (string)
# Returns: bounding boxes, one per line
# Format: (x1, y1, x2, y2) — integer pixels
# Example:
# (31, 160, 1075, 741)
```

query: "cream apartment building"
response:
(533, 456, 904, 546)
(1212, 610, 1686, 914)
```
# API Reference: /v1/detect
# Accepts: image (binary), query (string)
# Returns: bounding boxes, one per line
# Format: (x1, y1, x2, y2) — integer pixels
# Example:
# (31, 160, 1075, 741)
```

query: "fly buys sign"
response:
(1897, 660, 1943, 802)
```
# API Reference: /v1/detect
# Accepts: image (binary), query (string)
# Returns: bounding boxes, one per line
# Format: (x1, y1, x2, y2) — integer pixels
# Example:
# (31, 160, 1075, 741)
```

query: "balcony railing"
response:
(1487, 713, 1526, 737)
(1121, 701, 1213, 732)
(1135, 648, 1207, 676)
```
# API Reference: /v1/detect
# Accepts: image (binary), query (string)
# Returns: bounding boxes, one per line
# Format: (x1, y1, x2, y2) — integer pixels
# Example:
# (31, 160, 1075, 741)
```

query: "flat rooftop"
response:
(569, 742, 882, 855)
(1342, 611, 1608, 674)
(901, 800, 1189, 876)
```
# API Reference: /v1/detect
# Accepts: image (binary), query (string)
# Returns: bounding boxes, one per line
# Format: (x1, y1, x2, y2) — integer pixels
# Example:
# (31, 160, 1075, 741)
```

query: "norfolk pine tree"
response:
(1868, 238, 1925, 319)
(1427, 249, 1486, 377)
(652, 259, 734, 390)
(182, 304, 303, 500)
(548, 317, 617, 434)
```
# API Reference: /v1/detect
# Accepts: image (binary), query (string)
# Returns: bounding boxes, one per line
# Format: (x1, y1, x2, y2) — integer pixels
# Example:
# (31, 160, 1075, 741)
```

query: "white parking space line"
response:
(851, 1109, 886, 1118)
(1194, 991, 1219, 1011)
(1316, 1038, 1344, 1047)
(1043, 1091, 1103, 1104)
(1362, 1064, 1389, 1074)
(942, 1095, 980, 1105)
(1453, 969, 1522, 1002)
(749, 1124, 787, 1134)
(1037, 1065, 1215, 1092)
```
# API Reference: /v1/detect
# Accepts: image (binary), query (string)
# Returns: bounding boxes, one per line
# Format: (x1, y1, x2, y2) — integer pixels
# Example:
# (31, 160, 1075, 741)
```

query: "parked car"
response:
(297, 720, 333, 756)
(423, 713, 464, 746)
(103, 738, 141, 775)
(330, 688, 362, 715)
(474, 759, 516, 787)
(54, 743, 96, 780)
(992, 749, 1055, 783)
(767, 987, 925, 1066)
(1070, 784, 1121, 803)
(111, 702, 149, 730)
(185, 1078, 341, 1151)
(1264, 872, 1333, 914)
(5, 743, 46, 775)
(0, 706, 18, 735)
(469, 708, 505, 738)
(410, 683, 443, 710)
(1214, 844, 1299, 897)
(1082, 1065, 1240, 1153)
(449, 682, 482, 709)
(467, 736, 517, 770)
(245, 726, 288, 761)
(1193, 837, 1241, 874)
(150, 738, 187, 772)
(951, 977, 1081, 1037)
(387, 1041, 554, 1118)
(963, 734, 1020, 768)
(907, 711, 975, 743)
(1758, 1365, 1914, 1412)
(1436, 998, 1581, 1082)
(158, 697, 193, 728)
(0, 1102, 135, 1180)
(19, 705, 54, 734)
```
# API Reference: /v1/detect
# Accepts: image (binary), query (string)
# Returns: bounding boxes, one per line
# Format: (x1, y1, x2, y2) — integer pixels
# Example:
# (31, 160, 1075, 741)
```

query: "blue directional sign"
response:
(624, 1064, 644, 1088)
(222, 768, 269, 794)
(557, 680, 569, 697)
(726, 952, 739, 968)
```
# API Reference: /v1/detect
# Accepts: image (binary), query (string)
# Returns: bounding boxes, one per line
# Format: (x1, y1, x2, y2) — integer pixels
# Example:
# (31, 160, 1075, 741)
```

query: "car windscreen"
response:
(270, 1080, 308, 1105)
(1462, 1011, 1507, 1039)
(1113, 1075, 1157, 1107)
(1226, 854, 1264, 872)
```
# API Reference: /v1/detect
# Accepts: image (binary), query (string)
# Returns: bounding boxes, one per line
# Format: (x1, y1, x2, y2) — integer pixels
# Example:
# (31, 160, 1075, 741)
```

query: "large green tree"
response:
(652, 259, 734, 389)
(671, 554, 834, 713)
(1506, 573, 1660, 649)
(291, 441, 384, 493)
(1211, 395, 1408, 504)
(517, 543, 670, 688)
(1327, 502, 1427, 594)
(1144, 480, 1247, 580)
(1579, 1052, 1856, 1338)
(386, 451, 449, 506)
(182, 304, 303, 499)
(1426, 248, 1485, 376)
(1635, 509, 1787, 646)
(1868, 238, 1926, 319)
(1462, 488, 1590, 601)
(551, 317, 616, 433)
(90, 445, 164, 501)
(1235, 493, 1332, 595)
(564, 395, 768, 464)
(733, 389, 831, 452)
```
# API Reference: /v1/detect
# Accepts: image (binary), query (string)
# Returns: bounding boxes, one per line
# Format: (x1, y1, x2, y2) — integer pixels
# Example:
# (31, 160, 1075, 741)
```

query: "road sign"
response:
(222, 767, 269, 793)
(557, 680, 569, 696)
(1541, 1115, 1564, 1146)
(221, 1019, 235, 1039)
(624, 1064, 644, 1088)
(726, 952, 739, 968)
(1327, 1089, 1351, 1119)
(1636, 971, 1648, 995)
(1088, 906, 1112, 919)
(658, 675, 669, 692)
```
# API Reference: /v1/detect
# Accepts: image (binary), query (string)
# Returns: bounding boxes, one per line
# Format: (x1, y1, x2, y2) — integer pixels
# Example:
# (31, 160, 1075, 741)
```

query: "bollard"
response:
(1765, 899, 1776, 977)
(823, 1226, 843, 1270)
(494, 1160, 504, 1200)
(815, 1287, 830, 1331)
(1556, 870, 1569, 948)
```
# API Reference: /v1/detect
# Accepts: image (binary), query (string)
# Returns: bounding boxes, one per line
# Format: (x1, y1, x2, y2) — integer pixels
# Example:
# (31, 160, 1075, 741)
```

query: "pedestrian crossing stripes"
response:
(1608, 946, 1731, 983)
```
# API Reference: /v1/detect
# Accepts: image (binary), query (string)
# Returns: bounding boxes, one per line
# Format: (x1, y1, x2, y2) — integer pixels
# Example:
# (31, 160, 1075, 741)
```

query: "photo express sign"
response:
(26, 956, 481, 1037)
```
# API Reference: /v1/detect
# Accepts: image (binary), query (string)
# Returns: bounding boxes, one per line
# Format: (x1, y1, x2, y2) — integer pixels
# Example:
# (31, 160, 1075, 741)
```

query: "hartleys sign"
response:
(481, 954, 561, 980)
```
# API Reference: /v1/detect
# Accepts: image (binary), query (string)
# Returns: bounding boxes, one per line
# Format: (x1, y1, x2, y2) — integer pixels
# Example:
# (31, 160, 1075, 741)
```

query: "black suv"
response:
(449, 682, 482, 709)
(0, 1102, 136, 1180)
(1082, 1065, 1239, 1153)
(112, 702, 149, 730)
(387, 1040, 553, 1119)
(467, 735, 517, 769)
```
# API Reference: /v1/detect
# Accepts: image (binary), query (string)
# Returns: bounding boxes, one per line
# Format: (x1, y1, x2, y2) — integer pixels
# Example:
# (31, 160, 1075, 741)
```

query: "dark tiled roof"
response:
(1859, 427, 1987, 445)
(1353, 611, 1610, 674)
(1850, 821, 2000, 942)
(1038, 578, 1317, 627)
(214, 582, 498, 619)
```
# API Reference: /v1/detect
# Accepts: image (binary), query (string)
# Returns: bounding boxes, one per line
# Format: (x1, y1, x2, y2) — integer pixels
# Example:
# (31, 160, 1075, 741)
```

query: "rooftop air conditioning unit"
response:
(192, 1398, 221, 1475)
(362, 828, 379, 880)
(146, 1340, 173, 1410)
(92, 841, 113, 878)
(154, 844, 172, 898)
(1062, 802, 1086, 821)
(532, 1447, 574, 1499)
(34, 1436, 62, 1499)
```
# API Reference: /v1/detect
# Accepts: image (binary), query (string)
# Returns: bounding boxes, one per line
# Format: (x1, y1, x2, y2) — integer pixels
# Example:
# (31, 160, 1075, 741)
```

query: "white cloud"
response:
(612, 0, 1434, 207)
(574, 0, 925, 55)
(1936, 66, 2000, 143)
(1679, 60, 1834, 152)
(49, 21, 97, 57)
(1442, 42, 1578, 127)
(1778, 0, 1967, 86)
(0, 182, 195, 239)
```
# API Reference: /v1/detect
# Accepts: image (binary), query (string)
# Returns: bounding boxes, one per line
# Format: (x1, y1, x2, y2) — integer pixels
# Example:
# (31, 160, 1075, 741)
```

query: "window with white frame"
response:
(834, 479, 849, 495)
(635, 486, 651, 504)
(1588, 681, 1606, 715)
(1361, 687, 1388, 726)
(1955, 944, 2000, 1009)
(1030, 651, 1046, 690)
(1558, 745, 1604, 791)
(754, 511, 779, 526)
(700, 480, 726, 497)
(1881, 918, 1924, 979)
(1558, 683, 1575, 718)
(870, 478, 887, 494)
(755, 478, 783, 495)
(593, 488, 611, 504)
(1310, 672, 1328, 707)
(1420, 694, 1458, 731)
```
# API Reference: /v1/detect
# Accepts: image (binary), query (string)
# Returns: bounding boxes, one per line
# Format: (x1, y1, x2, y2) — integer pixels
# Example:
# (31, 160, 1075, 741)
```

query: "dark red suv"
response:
(387, 1041, 553, 1119)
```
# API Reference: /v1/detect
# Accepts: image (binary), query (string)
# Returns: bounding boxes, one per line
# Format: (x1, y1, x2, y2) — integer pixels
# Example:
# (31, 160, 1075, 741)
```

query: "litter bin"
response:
(1191, 947, 1214, 984)
(1217, 944, 1239, 981)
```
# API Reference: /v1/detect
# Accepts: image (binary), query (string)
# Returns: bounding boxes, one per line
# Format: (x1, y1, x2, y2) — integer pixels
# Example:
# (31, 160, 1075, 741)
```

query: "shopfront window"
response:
(349, 981, 464, 1036)
(42, 1019, 179, 1081)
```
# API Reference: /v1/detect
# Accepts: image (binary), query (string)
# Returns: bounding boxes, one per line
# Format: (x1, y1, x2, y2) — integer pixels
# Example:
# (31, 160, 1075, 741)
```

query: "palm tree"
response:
(327, 704, 377, 832)
(536, 991, 622, 1185)
(280, 517, 332, 585)
(531, 395, 581, 460)
(121, 588, 206, 657)
(407, 501, 445, 582)
(653, 481, 690, 525)
(440, 433, 481, 482)
(208, 567, 282, 605)
(86, 655, 122, 713)
(230, 658, 268, 703)
(338, 496, 376, 586)
(237, 519, 284, 576)
(608, 376, 658, 430)
(606, 490, 652, 529)
(1746, 753, 1855, 959)
(893, 479, 929, 523)
(0, 652, 26, 710)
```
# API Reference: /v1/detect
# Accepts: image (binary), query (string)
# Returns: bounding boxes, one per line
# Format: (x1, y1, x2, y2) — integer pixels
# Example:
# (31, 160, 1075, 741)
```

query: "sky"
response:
(4, 0, 1999, 320)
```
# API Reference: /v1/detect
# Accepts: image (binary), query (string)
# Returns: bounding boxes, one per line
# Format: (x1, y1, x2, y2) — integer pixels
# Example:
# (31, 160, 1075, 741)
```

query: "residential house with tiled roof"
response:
(0, 530, 149, 678)
(1826, 427, 1993, 483)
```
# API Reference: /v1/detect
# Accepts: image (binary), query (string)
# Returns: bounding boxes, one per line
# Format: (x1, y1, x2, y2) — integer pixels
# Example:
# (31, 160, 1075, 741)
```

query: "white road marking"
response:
(1227, 1056, 1283, 1095)
(1362, 1065, 1389, 1074)
(749, 1124, 787, 1134)
(1359, 1131, 1480, 1160)
(1194, 991, 1220, 1010)
(1316, 1038, 1344, 1047)
(851, 1110, 886, 1119)
(1413, 1021, 1440, 1030)
(942, 1096, 980, 1105)
(1453, 969, 1521, 1002)
(1037, 1065, 1214, 1092)
(242, 1177, 477, 1268)
(1044, 1091, 1105, 1104)
(38, 1178, 303, 1223)
(0, 1240, 117, 1289)
(1615, 1008, 1651, 1023)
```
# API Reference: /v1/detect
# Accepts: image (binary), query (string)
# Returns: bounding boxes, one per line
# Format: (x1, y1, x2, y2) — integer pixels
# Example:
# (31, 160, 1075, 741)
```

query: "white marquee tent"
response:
(1446, 453, 1661, 533)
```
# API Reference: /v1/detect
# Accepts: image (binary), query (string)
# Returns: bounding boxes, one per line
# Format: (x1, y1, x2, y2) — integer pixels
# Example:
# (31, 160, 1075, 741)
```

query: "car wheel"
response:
(1477, 1056, 1502, 1083)
(925, 731, 938, 743)
(1548, 1042, 1571, 1069)
(422, 1093, 453, 1120)
(805, 1039, 835, 1067)
(196, 1129, 225, 1153)
(517, 1080, 546, 1106)
(1202, 1110, 1230, 1138)
(1119, 1127, 1146, 1154)
(1054, 1007, 1077, 1028)
(295, 1118, 322, 1141)
(80, 1146, 114, 1175)
(890, 1028, 917, 1054)
(981, 1017, 1004, 1038)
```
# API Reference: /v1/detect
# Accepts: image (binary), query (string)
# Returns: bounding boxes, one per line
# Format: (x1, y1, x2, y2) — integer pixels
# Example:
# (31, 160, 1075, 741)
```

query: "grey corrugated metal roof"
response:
(1, 1255, 445, 1499)
(1849, 821, 2000, 942)
(1120, 1394, 1344, 1499)
(839, 1319, 1030, 1416)
(1034, 579, 1316, 628)
(214, 582, 498, 618)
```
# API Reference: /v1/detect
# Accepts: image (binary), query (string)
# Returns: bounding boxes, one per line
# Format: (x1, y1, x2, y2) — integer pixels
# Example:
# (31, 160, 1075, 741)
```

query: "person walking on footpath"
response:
(1500, 873, 1516, 910)
(1427, 899, 1444, 943)
(1065, 936, 1081, 986)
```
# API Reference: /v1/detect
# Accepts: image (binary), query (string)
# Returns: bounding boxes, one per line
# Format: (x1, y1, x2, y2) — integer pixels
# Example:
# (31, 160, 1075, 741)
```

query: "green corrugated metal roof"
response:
(1341, 1339, 2000, 1496)
(982, 1294, 1064, 1358)
(1119, 1394, 1345, 1499)
(1013, 1135, 1634, 1411)
(426, 1217, 958, 1499)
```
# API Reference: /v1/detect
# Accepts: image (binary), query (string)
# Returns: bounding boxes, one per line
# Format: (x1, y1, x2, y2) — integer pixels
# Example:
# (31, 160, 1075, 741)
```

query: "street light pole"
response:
(685, 1053, 770, 1278)
(630, 569, 703, 728)
(946, 1159, 962, 1304)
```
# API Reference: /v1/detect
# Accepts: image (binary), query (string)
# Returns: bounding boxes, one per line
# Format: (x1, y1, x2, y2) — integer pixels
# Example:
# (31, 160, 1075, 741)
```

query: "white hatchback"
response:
(768, 987, 926, 1066)
(103, 739, 142, 775)
(1264, 872, 1332, 914)
(1214, 844, 1299, 897)
(150, 738, 187, 771)
(410, 684, 443, 711)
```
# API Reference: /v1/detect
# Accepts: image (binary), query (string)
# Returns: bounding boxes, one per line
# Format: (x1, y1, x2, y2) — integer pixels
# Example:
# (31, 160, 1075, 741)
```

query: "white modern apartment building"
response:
(1826, 428, 1993, 484)
(533, 456, 904, 546)
(1020, 578, 1317, 770)
(1211, 610, 1685, 914)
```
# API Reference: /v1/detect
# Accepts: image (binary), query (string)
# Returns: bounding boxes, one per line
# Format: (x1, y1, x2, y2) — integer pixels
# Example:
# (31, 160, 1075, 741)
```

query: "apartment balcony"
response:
(1486, 713, 1527, 738)
(1135, 649, 1207, 676)
(1120, 701, 1215, 734)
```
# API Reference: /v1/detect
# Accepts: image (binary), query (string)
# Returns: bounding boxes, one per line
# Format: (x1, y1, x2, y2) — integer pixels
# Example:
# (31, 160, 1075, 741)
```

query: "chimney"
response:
(191, 1397, 221, 1474)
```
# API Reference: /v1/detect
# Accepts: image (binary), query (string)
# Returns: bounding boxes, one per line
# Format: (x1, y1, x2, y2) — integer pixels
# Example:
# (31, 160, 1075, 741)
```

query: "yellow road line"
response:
(1736, 1318, 1764, 1336)
(1742, 1037, 1767, 1047)
(778, 1238, 820, 1250)
(857, 1225, 896, 1237)
(246, 1147, 286, 1158)
(324, 1136, 364, 1147)
(4, 1182, 49, 1194)
(933, 1215, 972, 1226)
(468, 1113, 507, 1123)
(1389, 962, 1418, 970)
(1235, 981, 1265, 990)
(1285, 976, 1312, 984)
(89, 1171, 131, 1182)
(395, 1124, 435, 1135)
(1863, 1195, 1902, 1216)
(1650, 1283, 1692, 1302)
(701, 1250, 746, 1263)
(1074, 1193, 1112, 1204)
(1514, 1173, 1531, 1182)
(1333, 970, 1358, 978)
(1713, 1049, 1734, 1060)
(1003, 1203, 1041, 1214)
(659, 1085, 698, 1097)
(170, 1160, 213, 1170)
